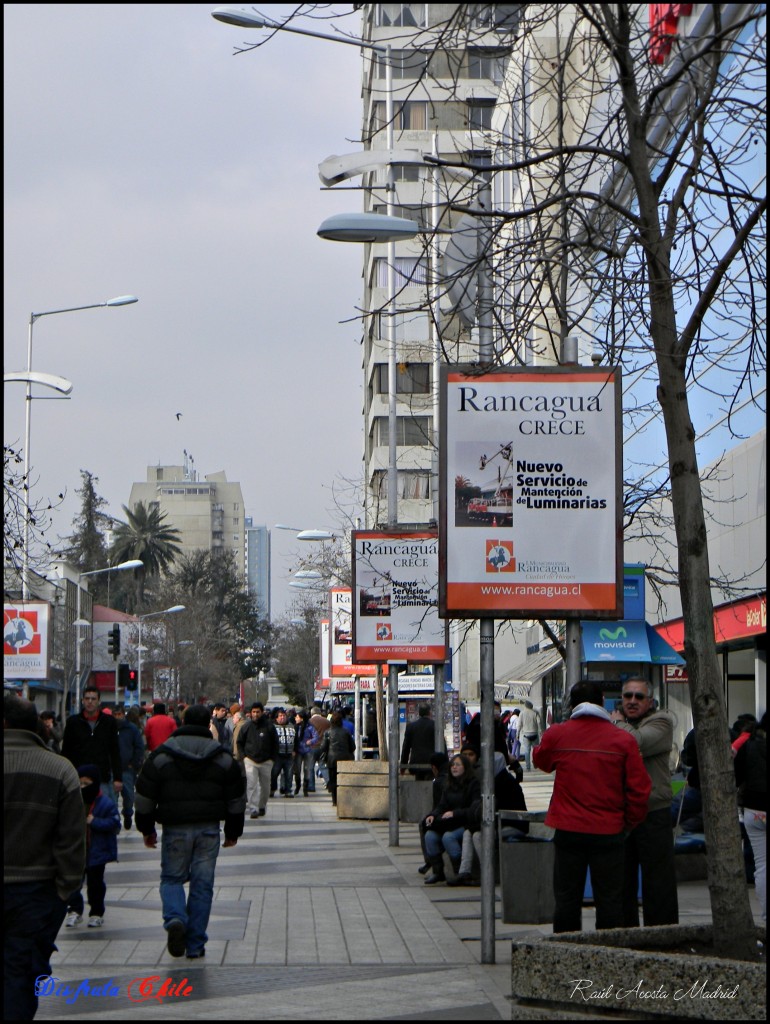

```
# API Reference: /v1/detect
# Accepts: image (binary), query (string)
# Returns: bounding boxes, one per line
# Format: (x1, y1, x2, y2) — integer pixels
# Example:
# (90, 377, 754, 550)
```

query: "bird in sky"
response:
(175, 412, 182, 420)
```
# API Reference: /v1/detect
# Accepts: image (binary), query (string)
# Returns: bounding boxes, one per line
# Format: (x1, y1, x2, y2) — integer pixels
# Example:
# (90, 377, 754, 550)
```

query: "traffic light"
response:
(107, 624, 121, 660)
(118, 664, 138, 690)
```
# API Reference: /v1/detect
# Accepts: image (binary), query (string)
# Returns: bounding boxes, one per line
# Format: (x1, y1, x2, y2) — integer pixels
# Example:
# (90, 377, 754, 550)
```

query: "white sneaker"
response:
(87, 916, 103, 928)
(65, 912, 82, 928)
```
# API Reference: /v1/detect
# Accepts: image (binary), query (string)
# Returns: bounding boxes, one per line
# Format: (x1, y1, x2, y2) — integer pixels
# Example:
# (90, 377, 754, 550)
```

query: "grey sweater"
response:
(4, 730, 86, 900)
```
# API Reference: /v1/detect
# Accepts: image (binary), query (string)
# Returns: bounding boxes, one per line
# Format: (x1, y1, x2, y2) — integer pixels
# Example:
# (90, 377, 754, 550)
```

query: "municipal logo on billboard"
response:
(4, 609, 42, 654)
(486, 540, 515, 573)
(3, 602, 50, 680)
(376, 623, 392, 640)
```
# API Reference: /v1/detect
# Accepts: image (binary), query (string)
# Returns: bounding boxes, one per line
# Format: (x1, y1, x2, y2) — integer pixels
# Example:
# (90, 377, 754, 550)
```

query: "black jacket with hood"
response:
(135, 726, 246, 841)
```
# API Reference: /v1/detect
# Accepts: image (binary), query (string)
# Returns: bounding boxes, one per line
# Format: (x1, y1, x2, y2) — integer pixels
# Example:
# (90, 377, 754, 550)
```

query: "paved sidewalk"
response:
(37, 772, 759, 1021)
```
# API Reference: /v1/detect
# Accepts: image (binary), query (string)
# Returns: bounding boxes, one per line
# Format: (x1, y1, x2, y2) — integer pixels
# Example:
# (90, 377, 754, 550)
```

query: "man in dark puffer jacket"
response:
(135, 704, 245, 960)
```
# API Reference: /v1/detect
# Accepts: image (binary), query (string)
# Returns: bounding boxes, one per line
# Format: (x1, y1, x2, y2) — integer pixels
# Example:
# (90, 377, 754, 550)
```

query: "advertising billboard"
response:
(352, 530, 448, 663)
(3, 602, 52, 679)
(319, 618, 330, 689)
(329, 588, 377, 677)
(440, 365, 622, 618)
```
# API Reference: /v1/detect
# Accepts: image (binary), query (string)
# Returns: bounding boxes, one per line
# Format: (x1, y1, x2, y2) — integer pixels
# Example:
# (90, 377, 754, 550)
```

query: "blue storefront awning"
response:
(581, 621, 685, 665)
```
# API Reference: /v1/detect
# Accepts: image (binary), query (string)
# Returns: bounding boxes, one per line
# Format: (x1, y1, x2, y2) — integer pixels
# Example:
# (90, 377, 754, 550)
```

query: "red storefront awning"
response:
(656, 594, 766, 651)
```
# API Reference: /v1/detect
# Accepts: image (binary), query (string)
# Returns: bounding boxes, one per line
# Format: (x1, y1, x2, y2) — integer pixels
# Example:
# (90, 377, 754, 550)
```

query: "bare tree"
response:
(3, 442, 65, 594)
(256, 2, 764, 959)
(435, 4, 764, 958)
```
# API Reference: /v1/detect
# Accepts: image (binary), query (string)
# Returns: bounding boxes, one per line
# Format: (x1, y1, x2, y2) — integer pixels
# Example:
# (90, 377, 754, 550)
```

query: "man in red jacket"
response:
(534, 681, 650, 933)
(144, 703, 177, 752)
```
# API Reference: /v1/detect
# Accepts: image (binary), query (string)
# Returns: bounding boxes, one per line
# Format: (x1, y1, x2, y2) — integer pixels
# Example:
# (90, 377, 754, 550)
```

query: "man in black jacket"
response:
(135, 704, 245, 960)
(62, 686, 122, 799)
(400, 704, 436, 781)
(237, 702, 279, 819)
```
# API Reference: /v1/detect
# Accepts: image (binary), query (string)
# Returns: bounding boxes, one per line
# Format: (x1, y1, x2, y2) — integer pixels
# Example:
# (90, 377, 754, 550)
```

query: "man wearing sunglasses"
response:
(612, 677, 678, 927)
(534, 681, 650, 933)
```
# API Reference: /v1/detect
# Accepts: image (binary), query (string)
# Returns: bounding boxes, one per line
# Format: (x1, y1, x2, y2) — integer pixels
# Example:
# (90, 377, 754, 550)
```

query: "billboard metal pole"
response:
(562, 336, 582, 702)
(477, 179, 497, 964)
(479, 619, 496, 963)
(388, 662, 400, 846)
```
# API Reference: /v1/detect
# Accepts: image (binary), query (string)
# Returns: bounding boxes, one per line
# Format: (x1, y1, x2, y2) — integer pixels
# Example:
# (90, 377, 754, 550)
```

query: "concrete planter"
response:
(336, 761, 432, 822)
(511, 924, 766, 1020)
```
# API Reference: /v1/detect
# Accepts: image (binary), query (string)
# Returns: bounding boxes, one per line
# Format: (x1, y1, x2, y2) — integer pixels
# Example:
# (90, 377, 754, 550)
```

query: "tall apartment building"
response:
(356, 3, 521, 527)
(128, 454, 246, 578)
(245, 518, 271, 621)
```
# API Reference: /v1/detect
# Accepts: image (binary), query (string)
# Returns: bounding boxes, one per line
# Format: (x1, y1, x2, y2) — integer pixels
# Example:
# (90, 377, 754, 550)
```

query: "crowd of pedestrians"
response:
(3, 688, 357, 1020)
(4, 684, 764, 1019)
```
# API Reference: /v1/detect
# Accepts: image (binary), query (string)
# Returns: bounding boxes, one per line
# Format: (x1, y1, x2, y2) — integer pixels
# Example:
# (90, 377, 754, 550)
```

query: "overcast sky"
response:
(4, 4, 764, 619)
(4, 3, 367, 616)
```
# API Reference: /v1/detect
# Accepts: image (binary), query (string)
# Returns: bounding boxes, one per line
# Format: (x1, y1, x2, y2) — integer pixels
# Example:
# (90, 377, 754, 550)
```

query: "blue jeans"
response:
(160, 824, 220, 956)
(299, 751, 317, 792)
(4, 880, 68, 1020)
(271, 755, 294, 794)
(425, 826, 465, 863)
(118, 768, 136, 822)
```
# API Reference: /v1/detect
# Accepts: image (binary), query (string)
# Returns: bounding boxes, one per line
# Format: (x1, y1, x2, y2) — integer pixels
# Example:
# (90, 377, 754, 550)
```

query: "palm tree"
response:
(110, 502, 182, 608)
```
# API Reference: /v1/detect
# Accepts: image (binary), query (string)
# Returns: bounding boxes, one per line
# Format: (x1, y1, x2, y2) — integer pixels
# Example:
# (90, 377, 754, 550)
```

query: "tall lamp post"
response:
(136, 605, 185, 707)
(211, 9, 420, 847)
(20, 294, 138, 599)
(73, 559, 144, 713)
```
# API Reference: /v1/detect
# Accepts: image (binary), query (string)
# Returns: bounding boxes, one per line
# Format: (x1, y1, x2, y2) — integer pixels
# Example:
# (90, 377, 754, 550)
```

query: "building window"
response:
(374, 310, 430, 342)
(375, 50, 429, 79)
(373, 470, 431, 500)
(469, 4, 522, 31)
(233, 535, 240, 542)
(373, 257, 429, 289)
(467, 99, 496, 130)
(373, 363, 431, 395)
(390, 163, 422, 183)
(371, 416, 433, 447)
(467, 48, 507, 83)
(376, 4, 426, 28)
(372, 100, 428, 132)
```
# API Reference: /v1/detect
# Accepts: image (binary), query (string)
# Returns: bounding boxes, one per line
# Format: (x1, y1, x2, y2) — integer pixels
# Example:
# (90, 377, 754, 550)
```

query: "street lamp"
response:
(274, 524, 335, 541)
(4, 371, 73, 395)
(212, 6, 412, 848)
(135, 605, 185, 707)
(20, 294, 138, 599)
(73, 559, 144, 712)
(212, 7, 410, 520)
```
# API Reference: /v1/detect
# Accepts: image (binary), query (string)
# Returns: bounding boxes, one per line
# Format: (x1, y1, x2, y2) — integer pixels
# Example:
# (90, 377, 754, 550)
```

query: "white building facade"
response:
(128, 455, 246, 578)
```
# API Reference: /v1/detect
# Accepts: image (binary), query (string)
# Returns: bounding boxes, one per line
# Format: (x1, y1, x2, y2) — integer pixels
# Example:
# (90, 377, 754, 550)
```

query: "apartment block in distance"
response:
(128, 453, 246, 577)
(245, 517, 271, 621)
